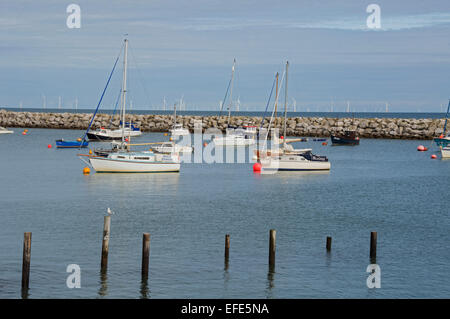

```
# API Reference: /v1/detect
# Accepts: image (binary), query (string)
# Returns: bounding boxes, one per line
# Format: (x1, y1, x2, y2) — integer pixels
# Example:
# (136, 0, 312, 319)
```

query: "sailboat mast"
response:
(173, 103, 177, 130)
(283, 61, 289, 149)
(227, 59, 236, 125)
(121, 38, 129, 144)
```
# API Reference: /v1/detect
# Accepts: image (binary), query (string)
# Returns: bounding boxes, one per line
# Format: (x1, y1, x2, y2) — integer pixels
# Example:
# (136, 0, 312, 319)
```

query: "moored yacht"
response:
(0, 126, 13, 134)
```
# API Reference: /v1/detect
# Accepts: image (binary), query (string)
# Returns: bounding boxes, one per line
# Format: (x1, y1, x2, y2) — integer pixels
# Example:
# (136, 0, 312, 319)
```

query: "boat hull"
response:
(331, 135, 360, 145)
(261, 157, 331, 171)
(441, 147, 450, 158)
(87, 130, 142, 141)
(56, 140, 89, 148)
(89, 156, 180, 173)
(213, 137, 255, 146)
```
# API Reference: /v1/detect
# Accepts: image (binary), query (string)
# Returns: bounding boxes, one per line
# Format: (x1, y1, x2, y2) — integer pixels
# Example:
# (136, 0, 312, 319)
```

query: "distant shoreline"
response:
(0, 109, 445, 140)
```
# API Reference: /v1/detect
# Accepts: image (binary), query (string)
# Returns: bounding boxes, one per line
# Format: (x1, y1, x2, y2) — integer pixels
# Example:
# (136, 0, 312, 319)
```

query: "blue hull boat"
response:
(56, 139, 89, 148)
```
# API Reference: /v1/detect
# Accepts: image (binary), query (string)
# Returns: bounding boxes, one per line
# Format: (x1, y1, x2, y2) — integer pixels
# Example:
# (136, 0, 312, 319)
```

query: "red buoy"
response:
(322, 142, 327, 146)
(125, 138, 129, 142)
(431, 154, 437, 159)
(253, 162, 262, 172)
(417, 145, 425, 151)
(22, 131, 27, 135)
(47, 144, 52, 149)
(280, 135, 284, 140)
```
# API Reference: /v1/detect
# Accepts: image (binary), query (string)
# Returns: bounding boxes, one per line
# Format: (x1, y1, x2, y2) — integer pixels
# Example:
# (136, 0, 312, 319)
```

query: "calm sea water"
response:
(0, 128, 449, 299)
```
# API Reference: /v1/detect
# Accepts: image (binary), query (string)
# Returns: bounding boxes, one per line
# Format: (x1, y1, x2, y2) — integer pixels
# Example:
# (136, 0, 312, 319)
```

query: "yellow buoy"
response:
(83, 167, 90, 175)
(164, 133, 168, 136)
(89, 149, 93, 155)
(77, 138, 82, 142)
(169, 137, 173, 141)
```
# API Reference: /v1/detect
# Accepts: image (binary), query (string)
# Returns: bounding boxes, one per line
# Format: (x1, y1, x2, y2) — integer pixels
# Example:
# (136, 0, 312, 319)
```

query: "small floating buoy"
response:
(22, 131, 27, 135)
(24, 129, 28, 133)
(89, 149, 93, 155)
(280, 135, 284, 140)
(77, 138, 82, 142)
(253, 162, 262, 172)
(169, 137, 173, 141)
(47, 144, 52, 149)
(417, 145, 428, 152)
(431, 154, 437, 159)
(322, 142, 327, 146)
(83, 167, 90, 175)
(203, 142, 207, 147)
(164, 133, 168, 136)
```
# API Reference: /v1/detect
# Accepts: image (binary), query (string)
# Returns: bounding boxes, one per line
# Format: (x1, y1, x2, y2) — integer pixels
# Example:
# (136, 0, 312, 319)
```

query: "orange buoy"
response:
(47, 144, 52, 149)
(431, 154, 437, 159)
(77, 138, 82, 142)
(322, 142, 327, 146)
(169, 137, 173, 141)
(203, 142, 207, 147)
(417, 145, 425, 151)
(22, 131, 27, 135)
(164, 133, 168, 136)
(89, 149, 93, 155)
(24, 129, 28, 132)
(253, 162, 262, 172)
(83, 167, 90, 175)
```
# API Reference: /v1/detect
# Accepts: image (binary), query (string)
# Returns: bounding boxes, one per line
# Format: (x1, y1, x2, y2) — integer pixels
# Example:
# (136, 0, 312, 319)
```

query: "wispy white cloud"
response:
(179, 12, 450, 32)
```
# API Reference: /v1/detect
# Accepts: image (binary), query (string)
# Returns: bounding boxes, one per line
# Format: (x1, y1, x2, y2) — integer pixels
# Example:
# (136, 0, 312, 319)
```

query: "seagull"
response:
(107, 208, 115, 216)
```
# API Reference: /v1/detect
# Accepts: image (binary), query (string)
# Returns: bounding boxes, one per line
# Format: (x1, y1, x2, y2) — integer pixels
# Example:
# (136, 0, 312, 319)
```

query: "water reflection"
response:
(21, 287, 29, 299)
(98, 270, 108, 298)
(140, 277, 150, 299)
(265, 270, 275, 299)
(86, 173, 180, 194)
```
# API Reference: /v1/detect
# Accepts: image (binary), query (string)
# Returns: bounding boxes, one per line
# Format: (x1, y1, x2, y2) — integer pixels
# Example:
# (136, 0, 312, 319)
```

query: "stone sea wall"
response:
(0, 109, 445, 139)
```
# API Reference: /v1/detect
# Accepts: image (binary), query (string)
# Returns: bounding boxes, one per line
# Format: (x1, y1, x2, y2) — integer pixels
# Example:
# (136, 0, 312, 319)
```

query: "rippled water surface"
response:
(0, 128, 449, 298)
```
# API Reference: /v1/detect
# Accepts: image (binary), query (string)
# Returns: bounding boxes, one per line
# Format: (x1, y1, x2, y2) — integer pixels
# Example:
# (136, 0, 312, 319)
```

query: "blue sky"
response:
(0, 0, 449, 112)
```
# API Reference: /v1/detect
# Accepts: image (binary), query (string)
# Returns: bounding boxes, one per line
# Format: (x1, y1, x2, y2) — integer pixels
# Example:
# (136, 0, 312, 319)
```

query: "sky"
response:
(0, 0, 449, 112)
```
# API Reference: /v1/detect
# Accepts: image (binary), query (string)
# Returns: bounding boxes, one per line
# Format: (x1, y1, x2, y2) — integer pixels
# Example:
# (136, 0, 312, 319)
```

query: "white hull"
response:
(89, 153, 180, 173)
(214, 136, 255, 146)
(261, 155, 331, 171)
(153, 144, 193, 153)
(170, 129, 190, 136)
(441, 147, 450, 158)
(88, 128, 142, 140)
(0, 127, 13, 134)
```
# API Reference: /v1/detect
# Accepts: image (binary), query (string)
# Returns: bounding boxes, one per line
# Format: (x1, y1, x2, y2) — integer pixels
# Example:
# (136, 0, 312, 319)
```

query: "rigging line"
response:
(79, 43, 123, 146)
(262, 70, 286, 151)
(217, 76, 232, 118)
(128, 43, 152, 109)
(108, 88, 122, 128)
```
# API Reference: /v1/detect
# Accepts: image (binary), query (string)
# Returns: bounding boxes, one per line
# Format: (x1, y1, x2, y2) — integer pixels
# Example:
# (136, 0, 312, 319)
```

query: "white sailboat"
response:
(257, 62, 330, 171)
(213, 59, 256, 147)
(169, 103, 189, 136)
(81, 38, 180, 173)
(0, 126, 13, 134)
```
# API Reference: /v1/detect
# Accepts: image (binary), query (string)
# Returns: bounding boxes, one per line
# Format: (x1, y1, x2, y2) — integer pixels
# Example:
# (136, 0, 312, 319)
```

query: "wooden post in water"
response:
(142, 233, 150, 278)
(326, 236, 332, 251)
(269, 229, 276, 271)
(101, 216, 111, 272)
(370, 232, 377, 260)
(21, 232, 32, 290)
(224, 234, 230, 268)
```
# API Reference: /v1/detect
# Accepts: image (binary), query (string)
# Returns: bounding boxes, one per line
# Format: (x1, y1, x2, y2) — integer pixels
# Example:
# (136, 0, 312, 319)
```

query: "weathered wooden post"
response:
(224, 234, 230, 262)
(101, 216, 111, 272)
(370, 232, 377, 260)
(142, 233, 150, 278)
(326, 236, 332, 251)
(269, 229, 276, 271)
(21, 232, 32, 290)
